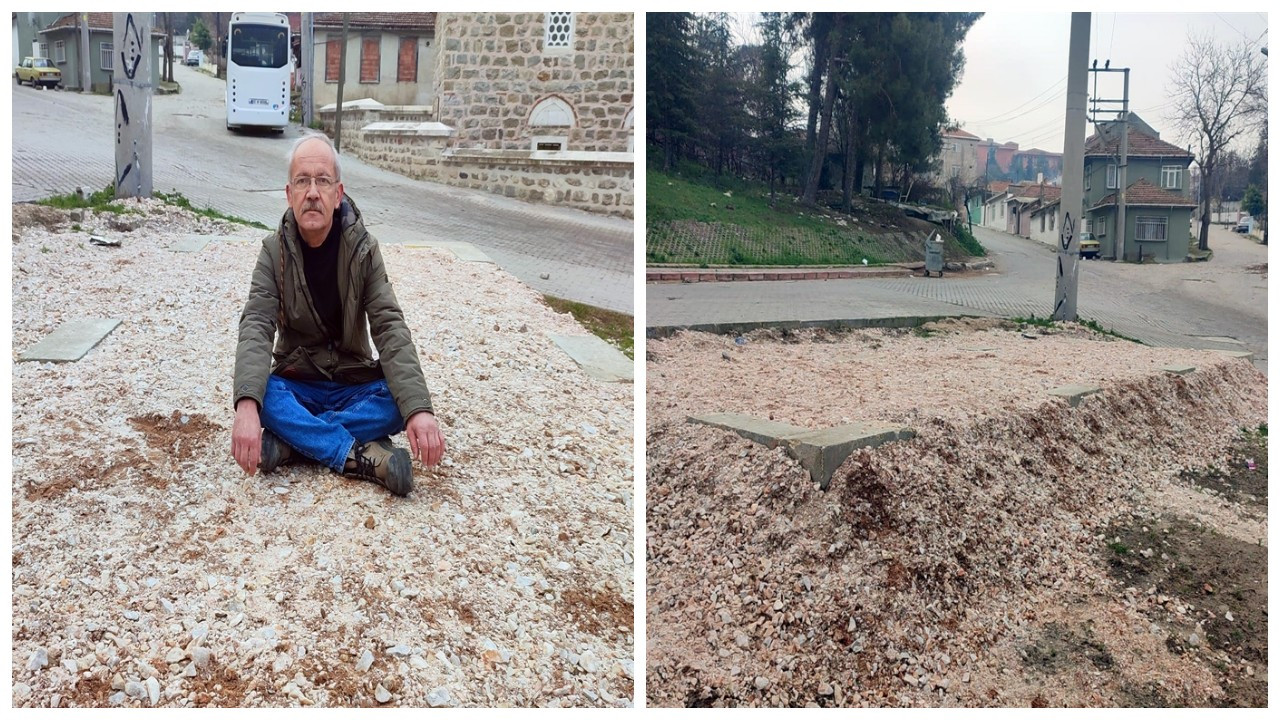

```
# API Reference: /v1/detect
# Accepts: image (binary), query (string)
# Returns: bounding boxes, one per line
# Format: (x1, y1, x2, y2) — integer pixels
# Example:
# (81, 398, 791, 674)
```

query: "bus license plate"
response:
(249, 98, 268, 106)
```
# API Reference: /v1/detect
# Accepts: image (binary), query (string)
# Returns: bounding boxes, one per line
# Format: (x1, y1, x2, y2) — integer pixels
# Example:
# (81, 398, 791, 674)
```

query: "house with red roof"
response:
(1083, 114, 1196, 262)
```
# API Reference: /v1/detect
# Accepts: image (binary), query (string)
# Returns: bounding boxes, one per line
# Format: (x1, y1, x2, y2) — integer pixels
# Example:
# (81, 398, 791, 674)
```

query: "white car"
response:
(185, 50, 202, 67)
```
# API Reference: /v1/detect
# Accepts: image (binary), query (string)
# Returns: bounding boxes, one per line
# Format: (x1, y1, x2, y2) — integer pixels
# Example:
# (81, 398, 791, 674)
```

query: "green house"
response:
(1082, 114, 1195, 263)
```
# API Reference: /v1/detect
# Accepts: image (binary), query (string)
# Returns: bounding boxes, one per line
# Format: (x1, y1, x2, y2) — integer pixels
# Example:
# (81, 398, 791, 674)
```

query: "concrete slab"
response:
(687, 412, 807, 449)
(547, 334, 633, 383)
(688, 413, 914, 489)
(1213, 350, 1255, 361)
(1161, 364, 1196, 375)
(19, 318, 122, 362)
(783, 423, 917, 489)
(1047, 384, 1102, 407)
(169, 235, 210, 252)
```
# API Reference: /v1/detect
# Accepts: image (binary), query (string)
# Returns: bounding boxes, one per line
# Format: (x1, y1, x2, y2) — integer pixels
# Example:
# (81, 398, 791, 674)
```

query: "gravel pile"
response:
(11, 200, 634, 708)
(646, 324, 1265, 707)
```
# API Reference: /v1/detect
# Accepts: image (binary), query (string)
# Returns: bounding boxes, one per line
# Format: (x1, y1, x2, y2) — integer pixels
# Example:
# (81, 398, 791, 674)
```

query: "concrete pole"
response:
(301, 12, 314, 128)
(334, 14, 348, 152)
(79, 13, 91, 92)
(1115, 69, 1130, 261)
(1053, 12, 1090, 322)
(113, 12, 153, 199)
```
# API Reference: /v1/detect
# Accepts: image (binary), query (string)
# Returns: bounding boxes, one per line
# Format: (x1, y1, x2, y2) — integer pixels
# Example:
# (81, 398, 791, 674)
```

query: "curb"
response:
(646, 313, 990, 339)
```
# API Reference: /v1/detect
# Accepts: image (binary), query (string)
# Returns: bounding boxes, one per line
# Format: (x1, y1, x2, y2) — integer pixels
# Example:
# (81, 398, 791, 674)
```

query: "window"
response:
(1000, 202, 1005, 218)
(360, 35, 380, 83)
(101, 42, 113, 71)
(1040, 214, 1046, 232)
(1106, 164, 1117, 190)
(1096, 216, 1107, 236)
(39, 42, 49, 59)
(532, 135, 567, 151)
(230, 24, 289, 68)
(325, 35, 340, 83)
(530, 96, 574, 127)
(1135, 216, 1168, 241)
(1161, 165, 1182, 190)
(1084, 168, 1090, 191)
(1050, 212, 1055, 232)
(397, 37, 418, 82)
(545, 12, 574, 53)
(54, 40, 66, 63)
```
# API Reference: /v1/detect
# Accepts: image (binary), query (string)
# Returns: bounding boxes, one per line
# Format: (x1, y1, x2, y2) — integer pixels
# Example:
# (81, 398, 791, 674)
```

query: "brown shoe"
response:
(260, 429, 295, 473)
(344, 438, 413, 496)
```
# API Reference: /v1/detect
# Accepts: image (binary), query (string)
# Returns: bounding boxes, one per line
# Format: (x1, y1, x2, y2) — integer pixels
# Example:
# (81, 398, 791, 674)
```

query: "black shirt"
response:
(300, 217, 342, 339)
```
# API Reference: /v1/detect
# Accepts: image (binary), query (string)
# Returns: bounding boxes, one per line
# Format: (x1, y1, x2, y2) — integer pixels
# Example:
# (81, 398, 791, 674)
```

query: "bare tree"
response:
(1168, 33, 1267, 251)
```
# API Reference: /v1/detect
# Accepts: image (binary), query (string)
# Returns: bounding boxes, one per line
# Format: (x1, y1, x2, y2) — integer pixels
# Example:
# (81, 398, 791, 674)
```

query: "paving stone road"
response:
(649, 222, 1268, 373)
(10, 64, 634, 313)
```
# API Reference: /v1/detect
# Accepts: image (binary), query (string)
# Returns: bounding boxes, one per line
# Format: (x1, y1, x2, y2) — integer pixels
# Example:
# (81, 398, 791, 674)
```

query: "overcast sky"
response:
(949, 12, 1268, 153)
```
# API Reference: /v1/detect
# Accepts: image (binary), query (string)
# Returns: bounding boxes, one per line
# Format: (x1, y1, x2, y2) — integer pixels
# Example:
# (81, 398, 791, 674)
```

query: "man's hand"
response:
(405, 411, 445, 467)
(231, 398, 262, 475)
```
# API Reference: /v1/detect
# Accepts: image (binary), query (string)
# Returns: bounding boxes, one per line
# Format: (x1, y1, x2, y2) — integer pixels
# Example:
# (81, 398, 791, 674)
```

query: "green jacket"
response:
(233, 195, 433, 422)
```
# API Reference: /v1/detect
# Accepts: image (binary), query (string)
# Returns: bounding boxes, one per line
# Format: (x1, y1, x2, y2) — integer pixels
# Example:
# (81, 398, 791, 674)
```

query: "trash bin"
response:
(924, 233, 945, 277)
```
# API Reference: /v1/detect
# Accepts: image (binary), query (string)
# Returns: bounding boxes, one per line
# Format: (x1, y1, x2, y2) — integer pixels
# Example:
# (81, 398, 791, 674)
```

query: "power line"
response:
(1107, 13, 1116, 62)
(969, 75, 1067, 124)
(976, 86, 1067, 128)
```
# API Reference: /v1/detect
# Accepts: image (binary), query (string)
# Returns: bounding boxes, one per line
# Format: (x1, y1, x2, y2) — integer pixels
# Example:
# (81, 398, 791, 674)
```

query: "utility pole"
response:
(113, 12, 153, 199)
(300, 12, 314, 129)
(334, 13, 348, 152)
(79, 13, 91, 92)
(1089, 63, 1131, 260)
(1053, 12, 1090, 322)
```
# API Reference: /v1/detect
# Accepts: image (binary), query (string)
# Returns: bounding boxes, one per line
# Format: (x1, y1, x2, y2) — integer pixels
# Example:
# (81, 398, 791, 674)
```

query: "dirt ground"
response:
(646, 323, 1266, 707)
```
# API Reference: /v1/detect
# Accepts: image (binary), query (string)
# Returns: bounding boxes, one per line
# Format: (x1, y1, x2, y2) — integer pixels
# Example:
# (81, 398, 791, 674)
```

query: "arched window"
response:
(529, 96, 574, 128)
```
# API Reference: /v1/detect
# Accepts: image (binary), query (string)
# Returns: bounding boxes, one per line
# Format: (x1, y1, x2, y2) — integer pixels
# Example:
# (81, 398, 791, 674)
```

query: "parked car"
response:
(1234, 216, 1253, 233)
(15, 56, 61, 88)
(186, 50, 203, 67)
(1078, 231, 1100, 259)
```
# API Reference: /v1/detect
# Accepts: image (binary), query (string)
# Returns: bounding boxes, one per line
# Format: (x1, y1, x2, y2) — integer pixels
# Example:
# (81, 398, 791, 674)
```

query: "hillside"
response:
(647, 171, 985, 267)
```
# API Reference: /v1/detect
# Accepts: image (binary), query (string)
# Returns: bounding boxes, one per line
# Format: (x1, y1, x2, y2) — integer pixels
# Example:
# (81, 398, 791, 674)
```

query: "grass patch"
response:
(153, 190, 270, 230)
(36, 183, 127, 214)
(543, 296, 633, 360)
(1012, 314, 1143, 344)
(1107, 541, 1130, 555)
(646, 165, 985, 267)
(953, 223, 986, 257)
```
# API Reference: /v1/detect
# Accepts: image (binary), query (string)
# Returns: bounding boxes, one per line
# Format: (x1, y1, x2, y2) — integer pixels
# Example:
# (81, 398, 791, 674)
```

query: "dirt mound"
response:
(647, 360, 1265, 707)
(12, 204, 72, 233)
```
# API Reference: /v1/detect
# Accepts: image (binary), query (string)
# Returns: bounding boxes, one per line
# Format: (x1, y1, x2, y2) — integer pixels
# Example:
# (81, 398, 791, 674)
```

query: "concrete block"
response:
(687, 412, 806, 449)
(1161, 364, 1196, 375)
(782, 423, 917, 489)
(19, 318, 122, 362)
(1047, 384, 1102, 407)
(547, 333, 632, 383)
(169, 235, 210, 253)
(687, 414, 914, 489)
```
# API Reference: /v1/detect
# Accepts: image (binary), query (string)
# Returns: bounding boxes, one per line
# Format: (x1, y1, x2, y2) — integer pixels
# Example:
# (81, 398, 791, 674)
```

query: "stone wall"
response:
(434, 13, 633, 153)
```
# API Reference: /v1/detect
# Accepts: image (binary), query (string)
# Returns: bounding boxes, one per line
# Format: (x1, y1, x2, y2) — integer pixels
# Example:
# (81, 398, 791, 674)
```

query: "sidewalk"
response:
(646, 259, 994, 284)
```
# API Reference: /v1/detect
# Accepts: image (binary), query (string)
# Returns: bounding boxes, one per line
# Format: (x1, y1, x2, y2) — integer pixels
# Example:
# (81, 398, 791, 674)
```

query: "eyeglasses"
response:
(290, 176, 337, 190)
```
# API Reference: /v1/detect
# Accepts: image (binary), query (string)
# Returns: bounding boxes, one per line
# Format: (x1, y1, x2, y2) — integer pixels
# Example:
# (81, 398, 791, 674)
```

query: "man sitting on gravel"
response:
(230, 134, 445, 496)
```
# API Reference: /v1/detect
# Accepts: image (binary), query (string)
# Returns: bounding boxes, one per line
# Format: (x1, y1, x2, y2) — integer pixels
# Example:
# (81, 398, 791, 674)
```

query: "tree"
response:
(747, 13, 800, 199)
(1242, 184, 1265, 218)
(160, 12, 174, 83)
(190, 17, 212, 53)
(1168, 33, 1267, 251)
(691, 13, 747, 176)
(647, 13, 700, 171)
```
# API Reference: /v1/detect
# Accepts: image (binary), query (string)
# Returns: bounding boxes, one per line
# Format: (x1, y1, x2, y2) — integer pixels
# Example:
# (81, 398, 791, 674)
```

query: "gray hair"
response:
(287, 133, 342, 183)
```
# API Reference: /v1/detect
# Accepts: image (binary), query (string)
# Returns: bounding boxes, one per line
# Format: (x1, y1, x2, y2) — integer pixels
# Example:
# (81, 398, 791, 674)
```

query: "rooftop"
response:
(1091, 178, 1197, 208)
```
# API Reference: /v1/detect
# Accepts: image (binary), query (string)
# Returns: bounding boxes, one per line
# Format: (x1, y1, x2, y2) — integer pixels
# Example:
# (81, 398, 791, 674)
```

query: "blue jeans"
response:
(260, 375, 404, 472)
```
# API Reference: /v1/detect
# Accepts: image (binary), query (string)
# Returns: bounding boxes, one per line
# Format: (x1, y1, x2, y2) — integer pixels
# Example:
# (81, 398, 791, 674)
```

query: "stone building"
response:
(318, 12, 634, 218)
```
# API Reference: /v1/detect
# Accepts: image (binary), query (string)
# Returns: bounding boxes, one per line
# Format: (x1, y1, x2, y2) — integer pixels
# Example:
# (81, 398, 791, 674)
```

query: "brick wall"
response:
(360, 36, 380, 83)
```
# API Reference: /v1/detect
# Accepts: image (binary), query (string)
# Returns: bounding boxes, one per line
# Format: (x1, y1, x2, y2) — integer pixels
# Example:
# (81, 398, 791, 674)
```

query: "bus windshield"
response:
(230, 24, 289, 68)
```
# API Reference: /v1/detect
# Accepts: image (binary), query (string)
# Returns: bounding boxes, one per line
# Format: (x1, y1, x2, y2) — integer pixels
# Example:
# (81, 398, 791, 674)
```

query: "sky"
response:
(947, 12, 1268, 154)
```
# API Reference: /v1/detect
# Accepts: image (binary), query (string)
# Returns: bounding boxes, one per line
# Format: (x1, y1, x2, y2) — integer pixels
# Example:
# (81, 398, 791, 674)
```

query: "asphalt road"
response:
(10, 64, 635, 313)
(649, 222, 1268, 373)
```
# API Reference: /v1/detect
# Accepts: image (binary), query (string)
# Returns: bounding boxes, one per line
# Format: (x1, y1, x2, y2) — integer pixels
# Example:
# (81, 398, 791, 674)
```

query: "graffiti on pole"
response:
(114, 12, 152, 198)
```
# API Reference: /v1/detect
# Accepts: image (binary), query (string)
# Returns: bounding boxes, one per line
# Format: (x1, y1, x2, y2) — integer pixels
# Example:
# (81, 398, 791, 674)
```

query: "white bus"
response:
(225, 12, 291, 132)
